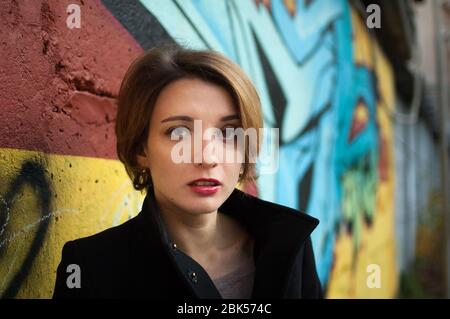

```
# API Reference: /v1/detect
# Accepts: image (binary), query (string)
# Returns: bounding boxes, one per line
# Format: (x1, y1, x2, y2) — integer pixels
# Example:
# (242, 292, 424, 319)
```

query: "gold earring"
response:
(134, 168, 151, 189)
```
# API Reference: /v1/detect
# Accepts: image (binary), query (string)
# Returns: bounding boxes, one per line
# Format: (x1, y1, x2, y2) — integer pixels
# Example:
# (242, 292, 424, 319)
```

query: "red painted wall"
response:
(0, 0, 142, 158)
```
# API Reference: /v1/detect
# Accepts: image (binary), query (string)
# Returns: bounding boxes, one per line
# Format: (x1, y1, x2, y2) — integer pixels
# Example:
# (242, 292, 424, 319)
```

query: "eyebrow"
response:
(161, 114, 240, 123)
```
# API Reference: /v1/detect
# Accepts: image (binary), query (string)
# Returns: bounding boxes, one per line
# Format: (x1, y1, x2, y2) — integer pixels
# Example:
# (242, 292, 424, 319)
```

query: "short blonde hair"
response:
(115, 44, 263, 193)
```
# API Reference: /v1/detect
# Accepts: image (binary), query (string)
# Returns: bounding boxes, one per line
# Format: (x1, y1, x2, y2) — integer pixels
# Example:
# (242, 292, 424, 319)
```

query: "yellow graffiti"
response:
(326, 9, 398, 298)
(0, 147, 144, 298)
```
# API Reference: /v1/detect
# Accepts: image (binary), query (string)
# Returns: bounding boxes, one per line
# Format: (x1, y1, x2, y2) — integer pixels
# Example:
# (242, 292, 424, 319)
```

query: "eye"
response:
(167, 126, 191, 139)
(222, 127, 238, 142)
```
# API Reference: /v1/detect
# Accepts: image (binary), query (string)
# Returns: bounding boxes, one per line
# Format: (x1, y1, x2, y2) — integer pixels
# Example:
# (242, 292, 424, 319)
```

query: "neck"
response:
(164, 207, 222, 255)
(154, 195, 239, 260)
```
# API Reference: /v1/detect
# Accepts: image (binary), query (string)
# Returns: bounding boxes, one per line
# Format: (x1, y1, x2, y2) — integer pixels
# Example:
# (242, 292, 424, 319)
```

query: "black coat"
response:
(53, 188, 322, 299)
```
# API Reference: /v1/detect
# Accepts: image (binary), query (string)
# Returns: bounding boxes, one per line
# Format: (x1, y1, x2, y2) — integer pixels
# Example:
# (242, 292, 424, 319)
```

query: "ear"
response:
(136, 146, 148, 168)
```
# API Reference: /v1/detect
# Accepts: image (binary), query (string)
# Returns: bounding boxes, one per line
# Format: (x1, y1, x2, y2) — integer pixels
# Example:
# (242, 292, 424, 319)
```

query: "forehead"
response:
(151, 77, 237, 121)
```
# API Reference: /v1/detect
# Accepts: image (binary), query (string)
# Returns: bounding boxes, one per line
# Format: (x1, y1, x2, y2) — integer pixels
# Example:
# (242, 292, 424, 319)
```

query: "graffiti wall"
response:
(0, 0, 145, 298)
(0, 0, 398, 298)
(325, 8, 397, 297)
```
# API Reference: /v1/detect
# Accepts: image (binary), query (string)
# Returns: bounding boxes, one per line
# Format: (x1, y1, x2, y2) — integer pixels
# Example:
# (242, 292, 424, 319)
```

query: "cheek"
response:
(147, 134, 172, 161)
(230, 142, 246, 163)
(224, 163, 242, 178)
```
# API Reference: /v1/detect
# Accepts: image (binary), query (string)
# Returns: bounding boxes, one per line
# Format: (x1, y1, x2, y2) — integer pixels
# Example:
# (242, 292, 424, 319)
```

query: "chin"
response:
(184, 198, 222, 214)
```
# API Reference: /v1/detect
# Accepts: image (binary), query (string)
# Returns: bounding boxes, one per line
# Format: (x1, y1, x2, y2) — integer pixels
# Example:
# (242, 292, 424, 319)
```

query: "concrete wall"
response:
(0, 0, 145, 298)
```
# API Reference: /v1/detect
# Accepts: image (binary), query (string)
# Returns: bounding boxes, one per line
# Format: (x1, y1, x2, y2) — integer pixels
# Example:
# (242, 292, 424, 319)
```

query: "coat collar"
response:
(136, 187, 319, 298)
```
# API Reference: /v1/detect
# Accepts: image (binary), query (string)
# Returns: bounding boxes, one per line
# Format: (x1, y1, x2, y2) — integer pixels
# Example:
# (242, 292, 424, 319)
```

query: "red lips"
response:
(188, 178, 221, 186)
(188, 178, 221, 196)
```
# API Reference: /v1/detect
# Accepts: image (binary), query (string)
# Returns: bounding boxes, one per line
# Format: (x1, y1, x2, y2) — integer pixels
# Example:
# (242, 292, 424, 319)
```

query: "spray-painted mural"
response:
(0, 0, 397, 298)
(130, 0, 398, 297)
(0, 0, 145, 298)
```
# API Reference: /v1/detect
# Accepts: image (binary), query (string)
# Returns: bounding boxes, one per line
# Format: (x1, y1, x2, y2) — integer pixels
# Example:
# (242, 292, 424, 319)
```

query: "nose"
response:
(193, 130, 220, 168)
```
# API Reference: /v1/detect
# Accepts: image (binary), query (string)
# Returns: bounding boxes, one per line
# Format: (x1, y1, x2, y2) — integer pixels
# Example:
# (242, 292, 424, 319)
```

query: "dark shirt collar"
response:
(137, 187, 319, 298)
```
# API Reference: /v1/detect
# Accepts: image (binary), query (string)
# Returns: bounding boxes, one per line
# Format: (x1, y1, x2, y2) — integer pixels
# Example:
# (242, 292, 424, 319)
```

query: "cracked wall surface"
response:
(0, 0, 146, 298)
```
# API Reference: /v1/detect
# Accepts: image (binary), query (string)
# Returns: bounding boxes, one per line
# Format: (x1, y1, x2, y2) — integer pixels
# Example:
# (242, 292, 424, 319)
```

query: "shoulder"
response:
(65, 217, 137, 250)
(59, 215, 139, 264)
(235, 189, 320, 228)
(53, 216, 140, 298)
(255, 194, 320, 225)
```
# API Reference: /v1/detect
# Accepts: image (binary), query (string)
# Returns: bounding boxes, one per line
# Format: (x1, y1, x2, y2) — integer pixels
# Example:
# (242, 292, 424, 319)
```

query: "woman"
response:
(53, 44, 322, 299)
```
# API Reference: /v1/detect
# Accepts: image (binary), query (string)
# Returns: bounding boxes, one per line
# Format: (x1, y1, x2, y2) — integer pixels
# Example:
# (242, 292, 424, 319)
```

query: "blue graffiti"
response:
(141, 0, 380, 289)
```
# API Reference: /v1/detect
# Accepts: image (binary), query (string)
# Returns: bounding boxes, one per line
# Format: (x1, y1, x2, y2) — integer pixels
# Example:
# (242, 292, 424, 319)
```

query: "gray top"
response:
(212, 259, 256, 299)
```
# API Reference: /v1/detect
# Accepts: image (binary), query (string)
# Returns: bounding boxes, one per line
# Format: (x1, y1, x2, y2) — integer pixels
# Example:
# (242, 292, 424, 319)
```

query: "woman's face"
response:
(137, 77, 244, 215)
